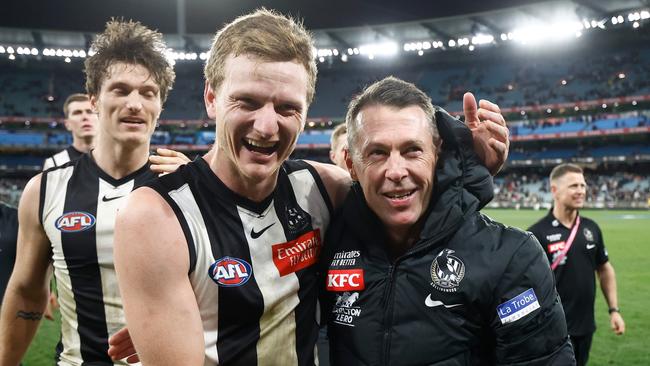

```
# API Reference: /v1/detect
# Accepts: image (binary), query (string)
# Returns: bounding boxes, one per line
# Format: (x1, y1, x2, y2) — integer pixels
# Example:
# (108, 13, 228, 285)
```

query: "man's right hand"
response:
(108, 327, 140, 363)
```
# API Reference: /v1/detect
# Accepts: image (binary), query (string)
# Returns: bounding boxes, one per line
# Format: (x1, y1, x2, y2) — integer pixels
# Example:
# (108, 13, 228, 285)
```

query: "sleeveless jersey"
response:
(43, 146, 84, 170)
(40, 153, 156, 365)
(148, 157, 332, 366)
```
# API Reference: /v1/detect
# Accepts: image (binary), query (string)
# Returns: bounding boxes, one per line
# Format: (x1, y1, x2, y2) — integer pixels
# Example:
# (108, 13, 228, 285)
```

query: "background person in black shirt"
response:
(528, 163, 625, 366)
(0, 201, 18, 303)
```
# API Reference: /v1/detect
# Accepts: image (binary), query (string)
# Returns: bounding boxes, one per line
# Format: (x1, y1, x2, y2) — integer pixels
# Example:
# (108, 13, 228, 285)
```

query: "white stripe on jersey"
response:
(168, 183, 221, 364)
(238, 202, 298, 366)
(42, 165, 83, 366)
(96, 178, 134, 335)
(43, 149, 71, 170)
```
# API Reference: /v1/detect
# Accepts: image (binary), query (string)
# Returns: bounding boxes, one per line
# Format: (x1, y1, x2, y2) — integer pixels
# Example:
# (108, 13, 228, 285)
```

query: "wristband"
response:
(608, 307, 620, 314)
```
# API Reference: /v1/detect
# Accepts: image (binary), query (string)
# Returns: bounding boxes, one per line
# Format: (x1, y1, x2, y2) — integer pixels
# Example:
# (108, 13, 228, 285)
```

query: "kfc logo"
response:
(326, 269, 365, 292)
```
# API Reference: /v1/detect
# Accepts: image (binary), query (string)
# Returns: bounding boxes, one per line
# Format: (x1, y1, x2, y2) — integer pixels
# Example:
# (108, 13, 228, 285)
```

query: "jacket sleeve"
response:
(490, 231, 576, 365)
(434, 107, 494, 209)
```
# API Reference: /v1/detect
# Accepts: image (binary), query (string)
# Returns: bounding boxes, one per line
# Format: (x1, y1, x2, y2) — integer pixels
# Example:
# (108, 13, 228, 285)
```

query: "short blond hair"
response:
(63, 93, 89, 118)
(550, 163, 584, 182)
(204, 8, 317, 105)
(330, 123, 347, 150)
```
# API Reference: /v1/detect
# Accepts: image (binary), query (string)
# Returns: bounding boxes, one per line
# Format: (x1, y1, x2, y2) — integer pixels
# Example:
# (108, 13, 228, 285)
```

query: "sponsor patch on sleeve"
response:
(496, 288, 540, 324)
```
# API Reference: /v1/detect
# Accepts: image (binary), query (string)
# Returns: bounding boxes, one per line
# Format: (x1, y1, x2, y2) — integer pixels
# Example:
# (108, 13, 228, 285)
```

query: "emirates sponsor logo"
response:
(326, 269, 365, 292)
(272, 229, 321, 276)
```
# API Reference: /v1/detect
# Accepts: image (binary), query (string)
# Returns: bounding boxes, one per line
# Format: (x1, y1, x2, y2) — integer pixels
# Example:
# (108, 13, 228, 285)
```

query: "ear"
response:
(90, 94, 99, 114)
(344, 148, 357, 181)
(204, 81, 217, 120)
(63, 118, 72, 132)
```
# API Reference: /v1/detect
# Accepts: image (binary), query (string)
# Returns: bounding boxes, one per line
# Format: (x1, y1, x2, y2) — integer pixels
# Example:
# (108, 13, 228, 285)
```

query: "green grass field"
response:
(20, 209, 650, 365)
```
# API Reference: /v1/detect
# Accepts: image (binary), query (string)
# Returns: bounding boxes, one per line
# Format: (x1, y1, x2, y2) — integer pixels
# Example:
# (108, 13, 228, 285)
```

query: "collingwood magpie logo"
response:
(430, 249, 465, 292)
(285, 205, 309, 233)
(583, 227, 594, 242)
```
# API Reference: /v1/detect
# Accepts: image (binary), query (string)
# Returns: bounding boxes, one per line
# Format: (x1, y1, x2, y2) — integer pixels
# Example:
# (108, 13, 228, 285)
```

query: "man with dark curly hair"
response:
(0, 18, 175, 365)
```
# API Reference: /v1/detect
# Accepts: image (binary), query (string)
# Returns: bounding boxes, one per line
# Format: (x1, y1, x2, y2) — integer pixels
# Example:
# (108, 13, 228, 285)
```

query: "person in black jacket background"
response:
(320, 76, 575, 365)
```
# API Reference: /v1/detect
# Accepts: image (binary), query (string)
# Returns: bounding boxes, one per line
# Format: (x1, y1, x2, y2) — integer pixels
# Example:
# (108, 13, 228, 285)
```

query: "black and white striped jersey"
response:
(148, 157, 333, 366)
(43, 146, 84, 170)
(40, 153, 156, 365)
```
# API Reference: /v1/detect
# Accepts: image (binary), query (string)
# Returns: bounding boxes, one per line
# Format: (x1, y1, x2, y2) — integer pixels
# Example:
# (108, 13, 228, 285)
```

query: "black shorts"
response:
(570, 333, 594, 366)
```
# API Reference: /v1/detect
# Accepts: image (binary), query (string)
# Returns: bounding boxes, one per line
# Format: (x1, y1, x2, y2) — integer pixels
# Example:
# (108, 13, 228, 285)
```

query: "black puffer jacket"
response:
(320, 109, 574, 365)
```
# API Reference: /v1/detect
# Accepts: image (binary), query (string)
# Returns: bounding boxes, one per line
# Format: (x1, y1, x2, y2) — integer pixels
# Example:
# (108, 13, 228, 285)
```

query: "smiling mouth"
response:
(384, 190, 416, 200)
(242, 138, 279, 155)
(120, 117, 145, 125)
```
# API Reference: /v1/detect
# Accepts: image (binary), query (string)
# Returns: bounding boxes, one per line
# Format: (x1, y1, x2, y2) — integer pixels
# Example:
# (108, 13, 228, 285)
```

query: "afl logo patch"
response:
(209, 257, 252, 287)
(55, 212, 96, 232)
(430, 249, 465, 292)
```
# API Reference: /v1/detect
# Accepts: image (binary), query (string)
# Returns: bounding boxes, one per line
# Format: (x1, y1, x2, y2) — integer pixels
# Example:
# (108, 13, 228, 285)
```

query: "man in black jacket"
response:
(320, 77, 575, 365)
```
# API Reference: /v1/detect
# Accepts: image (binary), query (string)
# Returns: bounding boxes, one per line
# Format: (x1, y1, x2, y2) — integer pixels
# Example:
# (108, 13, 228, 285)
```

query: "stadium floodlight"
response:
(500, 33, 508, 41)
(642, 11, 650, 19)
(546, 108, 552, 113)
(574, 106, 580, 111)
(619, 73, 626, 79)
(199, 52, 208, 60)
(468, 45, 475, 51)
(448, 39, 456, 47)
(347, 48, 354, 55)
(618, 15, 624, 23)
(79, 50, 86, 57)
(64, 57, 71, 63)
(602, 103, 607, 108)
(633, 22, 640, 28)
(418, 50, 424, 56)
(612, 17, 618, 25)
(318, 56, 325, 62)
(8, 54, 15, 60)
(510, 20, 583, 45)
(422, 41, 431, 50)
(0, 46, 4, 54)
(7, 46, 14, 54)
(632, 100, 637, 105)
(358, 42, 398, 57)
(333, 49, 339, 56)
(341, 54, 348, 62)
(31, 48, 38, 55)
(471, 34, 494, 45)
(561, 79, 567, 85)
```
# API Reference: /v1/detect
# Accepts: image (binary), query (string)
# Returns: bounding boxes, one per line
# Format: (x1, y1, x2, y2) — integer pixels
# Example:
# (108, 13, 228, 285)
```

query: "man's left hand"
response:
(463, 92, 509, 175)
(149, 148, 191, 176)
(610, 311, 625, 335)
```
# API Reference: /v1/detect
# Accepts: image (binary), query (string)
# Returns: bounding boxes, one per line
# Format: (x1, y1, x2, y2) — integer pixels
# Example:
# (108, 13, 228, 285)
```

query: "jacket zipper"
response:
(380, 263, 396, 366)
(379, 219, 465, 365)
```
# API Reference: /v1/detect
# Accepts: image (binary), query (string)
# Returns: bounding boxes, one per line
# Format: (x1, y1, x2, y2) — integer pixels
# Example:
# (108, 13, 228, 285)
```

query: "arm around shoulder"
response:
(114, 187, 204, 365)
(492, 232, 575, 365)
(0, 173, 53, 364)
(306, 161, 352, 211)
